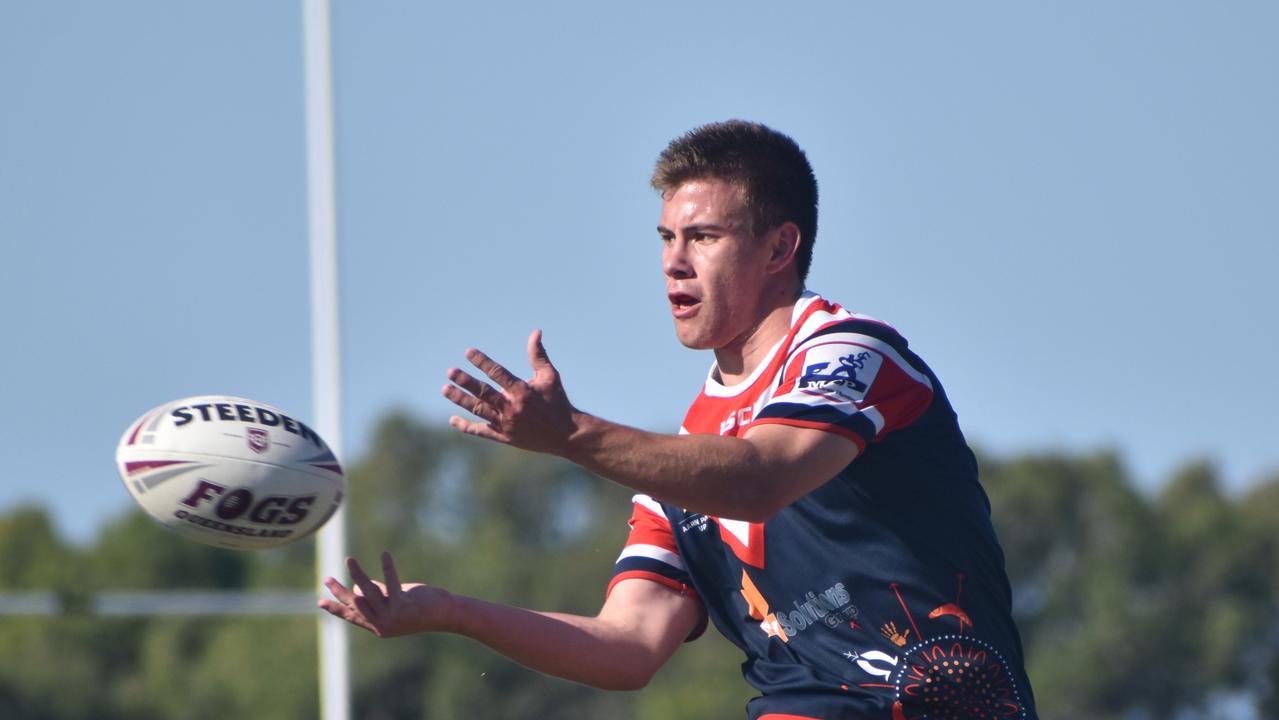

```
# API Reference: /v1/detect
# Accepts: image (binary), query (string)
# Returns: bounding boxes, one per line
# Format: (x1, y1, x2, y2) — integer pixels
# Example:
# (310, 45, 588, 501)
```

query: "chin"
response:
(673, 327, 723, 351)
(672, 327, 713, 351)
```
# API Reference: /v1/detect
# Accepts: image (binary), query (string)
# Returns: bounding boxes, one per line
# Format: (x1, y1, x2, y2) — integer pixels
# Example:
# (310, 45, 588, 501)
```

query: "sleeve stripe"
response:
(750, 417, 869, 453)
(606, 571, 702, 604)
(616, 543, 686, 570)
(613, 556, 692, 586)
(758, 401, 879, 436)
(783, 388, 859, 413)
(863, 405, 886, 435)
(632, 493, 667, 520)
(751, 413, 872, 451)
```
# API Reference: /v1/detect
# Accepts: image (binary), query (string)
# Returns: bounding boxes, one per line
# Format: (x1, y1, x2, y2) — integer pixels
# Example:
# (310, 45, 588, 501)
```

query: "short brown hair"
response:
(652, 120, 819, 283)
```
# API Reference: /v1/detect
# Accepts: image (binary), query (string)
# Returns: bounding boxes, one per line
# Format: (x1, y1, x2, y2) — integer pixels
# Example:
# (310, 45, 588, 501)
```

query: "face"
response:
(658, 179, 778, 351)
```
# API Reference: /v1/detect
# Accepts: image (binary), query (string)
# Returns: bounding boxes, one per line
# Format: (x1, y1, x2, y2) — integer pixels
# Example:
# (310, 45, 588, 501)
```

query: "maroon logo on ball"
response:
(246, 428, 270, 454)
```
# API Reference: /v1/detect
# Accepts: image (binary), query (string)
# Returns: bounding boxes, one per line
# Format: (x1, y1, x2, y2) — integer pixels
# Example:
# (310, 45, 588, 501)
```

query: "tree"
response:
(3, 416, 1278, 718)
(980, 450, 1279, 719)
(0, 505, 75, 591)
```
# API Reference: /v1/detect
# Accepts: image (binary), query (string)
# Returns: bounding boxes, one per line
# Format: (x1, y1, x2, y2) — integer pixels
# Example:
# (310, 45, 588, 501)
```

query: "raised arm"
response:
(319, 552, 702, 691)
(441, 331, 859, 521)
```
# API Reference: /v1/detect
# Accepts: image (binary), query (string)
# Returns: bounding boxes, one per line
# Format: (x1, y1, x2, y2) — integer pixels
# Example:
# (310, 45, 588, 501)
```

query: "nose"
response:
(663, 238, 693, 279)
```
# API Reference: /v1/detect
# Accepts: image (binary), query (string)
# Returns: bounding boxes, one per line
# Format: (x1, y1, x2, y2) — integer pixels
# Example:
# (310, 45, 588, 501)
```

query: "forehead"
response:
(659, 178, 750, 229)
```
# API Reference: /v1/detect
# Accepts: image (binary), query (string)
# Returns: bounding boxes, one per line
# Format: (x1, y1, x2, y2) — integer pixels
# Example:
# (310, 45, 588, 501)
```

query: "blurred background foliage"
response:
(1, 410, 1277, 719)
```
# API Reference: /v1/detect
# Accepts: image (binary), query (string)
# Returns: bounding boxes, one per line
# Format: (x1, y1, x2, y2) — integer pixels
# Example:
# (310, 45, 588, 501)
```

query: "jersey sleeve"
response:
(752, 322, 935, 452)
(607, 494, 707, 640)
(608, 494, 699, 598)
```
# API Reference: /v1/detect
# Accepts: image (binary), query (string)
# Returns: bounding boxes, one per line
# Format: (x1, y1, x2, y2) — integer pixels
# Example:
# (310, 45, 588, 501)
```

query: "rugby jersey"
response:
(610, 292, 1037, 720)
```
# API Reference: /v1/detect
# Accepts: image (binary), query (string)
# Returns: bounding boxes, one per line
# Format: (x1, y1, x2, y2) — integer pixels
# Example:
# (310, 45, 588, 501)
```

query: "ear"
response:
(764, 221, 801, 277)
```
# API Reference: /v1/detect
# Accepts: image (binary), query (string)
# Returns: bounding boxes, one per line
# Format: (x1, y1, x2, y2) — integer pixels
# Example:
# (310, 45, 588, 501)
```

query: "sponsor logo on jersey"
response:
(742, 573, 859, 644)
(678, 514, 711, 534)
(800, 348, 882, 403)
(844, 648, 899, 680)
(775, 582, 858, 639)
(719, 406, 754, 435)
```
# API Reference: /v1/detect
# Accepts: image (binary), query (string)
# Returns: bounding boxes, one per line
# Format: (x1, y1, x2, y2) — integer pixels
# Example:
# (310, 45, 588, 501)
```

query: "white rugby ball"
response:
(115, 395, 345, 550)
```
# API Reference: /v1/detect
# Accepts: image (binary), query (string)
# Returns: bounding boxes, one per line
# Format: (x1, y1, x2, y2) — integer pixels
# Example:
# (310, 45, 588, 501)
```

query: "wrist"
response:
(435, 589, 473, 636)
(561, 410, 600, 462)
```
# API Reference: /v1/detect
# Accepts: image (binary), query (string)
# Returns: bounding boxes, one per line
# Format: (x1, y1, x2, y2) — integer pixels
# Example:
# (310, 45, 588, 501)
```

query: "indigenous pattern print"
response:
(609, 293, 1037, 719)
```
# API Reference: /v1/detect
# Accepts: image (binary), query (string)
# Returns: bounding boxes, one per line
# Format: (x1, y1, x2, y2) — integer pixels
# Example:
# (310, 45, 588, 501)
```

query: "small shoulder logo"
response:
(806, 351, 872, 391)
(246, 427, 270, 454)
(800, 350, 881, 402)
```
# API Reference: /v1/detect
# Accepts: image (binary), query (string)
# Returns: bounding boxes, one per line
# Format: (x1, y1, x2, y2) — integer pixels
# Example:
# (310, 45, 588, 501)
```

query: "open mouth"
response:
(668, 291, 700, 318)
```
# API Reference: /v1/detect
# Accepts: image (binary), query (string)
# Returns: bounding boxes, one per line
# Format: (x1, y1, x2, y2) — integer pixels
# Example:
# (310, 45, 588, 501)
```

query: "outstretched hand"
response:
(318, 552, 453, 638)
(441, 329, 578, 455)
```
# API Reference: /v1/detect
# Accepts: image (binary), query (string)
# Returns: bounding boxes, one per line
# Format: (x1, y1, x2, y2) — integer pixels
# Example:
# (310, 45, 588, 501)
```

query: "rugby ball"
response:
(115, 395, 345, 550)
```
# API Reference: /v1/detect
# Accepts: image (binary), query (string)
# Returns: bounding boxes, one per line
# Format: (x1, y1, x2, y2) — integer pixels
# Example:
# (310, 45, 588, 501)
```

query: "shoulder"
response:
(789, 292, 903, 344)
(786, 293, 931, 380)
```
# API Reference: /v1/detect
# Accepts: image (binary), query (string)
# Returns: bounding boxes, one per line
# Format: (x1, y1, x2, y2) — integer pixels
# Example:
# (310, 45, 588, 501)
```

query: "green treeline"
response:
(1, 411, 1277, 719)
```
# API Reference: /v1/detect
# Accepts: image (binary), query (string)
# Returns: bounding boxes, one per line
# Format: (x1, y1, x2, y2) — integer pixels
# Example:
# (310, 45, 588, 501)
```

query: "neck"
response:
(713, 287, 804, 386)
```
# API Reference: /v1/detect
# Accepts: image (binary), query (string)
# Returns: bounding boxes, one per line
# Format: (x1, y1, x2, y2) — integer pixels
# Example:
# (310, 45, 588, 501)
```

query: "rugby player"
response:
(321, 121, 1038, 720)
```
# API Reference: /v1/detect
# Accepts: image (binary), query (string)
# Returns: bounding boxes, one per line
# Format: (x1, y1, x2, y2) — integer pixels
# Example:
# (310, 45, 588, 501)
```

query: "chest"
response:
(682, 388, 775, 438)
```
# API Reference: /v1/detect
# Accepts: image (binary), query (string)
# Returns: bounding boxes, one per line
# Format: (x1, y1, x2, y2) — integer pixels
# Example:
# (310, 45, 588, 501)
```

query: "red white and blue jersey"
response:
(610, 293, 1037, 720)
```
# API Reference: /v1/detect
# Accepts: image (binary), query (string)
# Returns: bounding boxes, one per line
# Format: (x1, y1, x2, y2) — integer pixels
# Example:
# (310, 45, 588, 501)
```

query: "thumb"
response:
(528, 329, 553, 373)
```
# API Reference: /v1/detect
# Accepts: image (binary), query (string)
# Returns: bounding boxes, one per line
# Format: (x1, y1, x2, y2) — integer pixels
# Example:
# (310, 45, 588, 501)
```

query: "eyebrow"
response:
(655, 223, 732, 235)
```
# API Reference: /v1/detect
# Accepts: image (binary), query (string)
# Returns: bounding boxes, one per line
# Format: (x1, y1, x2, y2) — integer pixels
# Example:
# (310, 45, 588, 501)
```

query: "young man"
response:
(320, 121, 1038, 719)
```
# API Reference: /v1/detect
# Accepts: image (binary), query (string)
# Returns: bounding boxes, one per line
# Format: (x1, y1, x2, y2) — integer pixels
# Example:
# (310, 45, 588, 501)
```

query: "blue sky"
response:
(2, 2, 1276, 544)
